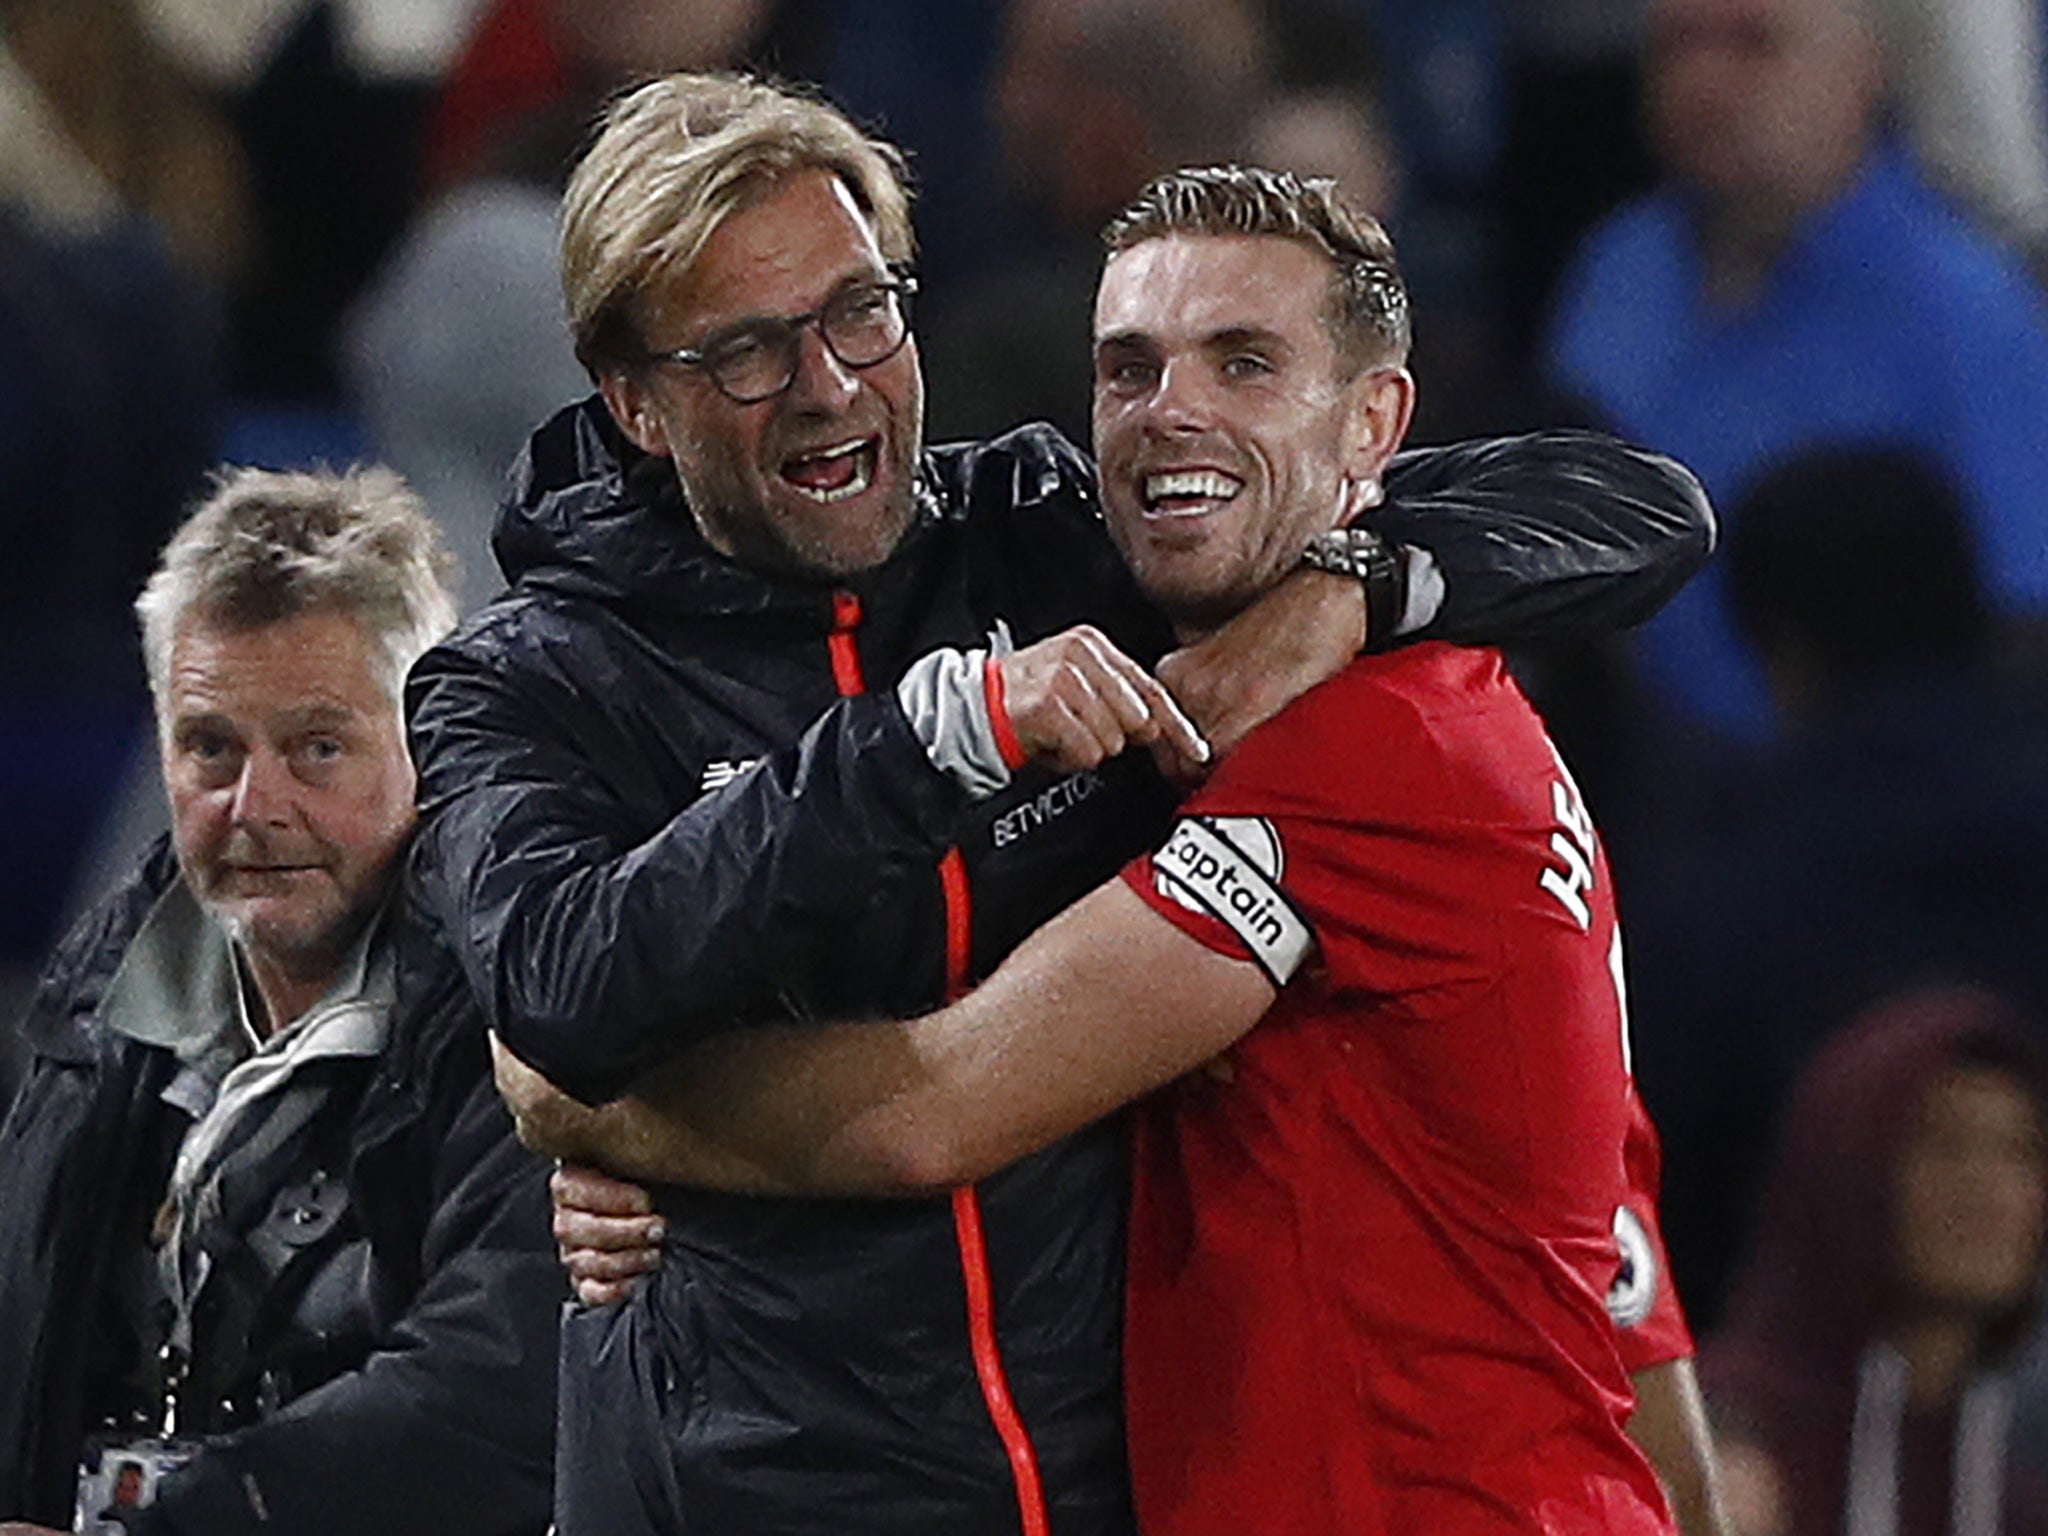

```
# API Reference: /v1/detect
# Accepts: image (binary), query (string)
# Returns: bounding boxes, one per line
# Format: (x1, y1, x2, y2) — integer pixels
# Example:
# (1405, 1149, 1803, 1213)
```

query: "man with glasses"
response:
(407, 73, 1711, 1536)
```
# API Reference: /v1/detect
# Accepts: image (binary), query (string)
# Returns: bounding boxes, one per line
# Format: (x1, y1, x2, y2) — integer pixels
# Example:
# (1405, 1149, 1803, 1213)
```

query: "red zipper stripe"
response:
(828, 590, 865, 695)
(828, 591, 1050, 1535)
(952, 1186, 1052, 1536)
(940, 848, 1051, 1536)
(937, 848, 975, 1000)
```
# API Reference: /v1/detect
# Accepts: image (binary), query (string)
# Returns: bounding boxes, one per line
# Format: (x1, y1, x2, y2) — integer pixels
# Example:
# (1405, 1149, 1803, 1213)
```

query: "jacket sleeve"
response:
(145, 1075, 562, 1536)
(405, 625, 972, 1103)
(1375, 430, 1716, 644)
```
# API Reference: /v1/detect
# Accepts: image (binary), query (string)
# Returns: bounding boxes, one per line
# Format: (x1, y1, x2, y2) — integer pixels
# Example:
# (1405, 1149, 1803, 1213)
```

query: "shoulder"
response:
(1872, 173, 2048, 345)
(1547, 191, 1692, 389)
(27, 838, 181, 1035)
(1555, 193, 1687, 312)
(1201, 645, 1537, 818)
(927, 421, 1099, 525)
(408, 586, 652, 756)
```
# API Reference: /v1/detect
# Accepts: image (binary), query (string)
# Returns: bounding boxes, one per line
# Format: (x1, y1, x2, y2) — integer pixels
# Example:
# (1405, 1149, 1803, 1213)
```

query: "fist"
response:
(997, 626, 1209, 782)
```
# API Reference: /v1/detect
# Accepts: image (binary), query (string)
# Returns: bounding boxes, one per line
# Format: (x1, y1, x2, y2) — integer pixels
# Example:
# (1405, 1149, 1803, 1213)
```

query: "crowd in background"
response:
(2, 0, 2047, 1528)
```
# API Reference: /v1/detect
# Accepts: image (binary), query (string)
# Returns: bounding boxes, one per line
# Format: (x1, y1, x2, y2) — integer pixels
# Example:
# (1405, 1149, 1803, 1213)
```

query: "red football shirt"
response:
(1120, 643, 1674, 1536)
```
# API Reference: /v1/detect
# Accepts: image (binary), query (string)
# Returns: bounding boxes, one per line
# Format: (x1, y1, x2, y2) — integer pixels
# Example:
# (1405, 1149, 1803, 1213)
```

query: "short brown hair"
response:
(560, 73, 915, 377)
(1103, 165, 1409, 372)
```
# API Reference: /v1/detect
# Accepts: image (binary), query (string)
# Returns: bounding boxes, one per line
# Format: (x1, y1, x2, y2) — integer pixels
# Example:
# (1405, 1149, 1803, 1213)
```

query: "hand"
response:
(552, 1161, 666, 1306)
(490, 1032, 573, 1153)
(1, 1523, 71, 1534)
(1156, 568, 1366, 758)
(997, 625, 1209, 782)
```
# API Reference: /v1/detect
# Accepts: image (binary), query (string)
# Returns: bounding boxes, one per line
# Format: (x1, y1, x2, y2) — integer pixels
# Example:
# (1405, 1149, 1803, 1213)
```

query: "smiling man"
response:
(507, 167, 1693, 1536)
(415, 71, 1715, 1536)
(0, 468, 559, 1536)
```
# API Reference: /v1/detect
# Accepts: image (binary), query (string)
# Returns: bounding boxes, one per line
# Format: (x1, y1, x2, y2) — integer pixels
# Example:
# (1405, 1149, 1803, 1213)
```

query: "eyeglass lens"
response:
(708, 283, 911, 402)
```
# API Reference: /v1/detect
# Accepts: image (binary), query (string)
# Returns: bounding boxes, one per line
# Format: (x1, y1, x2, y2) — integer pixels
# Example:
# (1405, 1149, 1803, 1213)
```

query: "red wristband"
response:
(983, 655, 1027, 771)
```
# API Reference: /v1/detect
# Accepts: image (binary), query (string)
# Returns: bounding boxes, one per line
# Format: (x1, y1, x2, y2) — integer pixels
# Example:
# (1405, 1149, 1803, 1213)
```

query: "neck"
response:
(1883, 1314, 1987, 1407)
(238, 923, 366, 1039)
(1697, 197, 1801, 308)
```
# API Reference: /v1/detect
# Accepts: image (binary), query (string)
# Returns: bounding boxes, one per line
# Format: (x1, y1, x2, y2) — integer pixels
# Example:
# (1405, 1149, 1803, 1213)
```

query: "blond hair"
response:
(136, 464, 458, 721)
(1104, 164, 1410, 372)
(560, 72, 914, 377)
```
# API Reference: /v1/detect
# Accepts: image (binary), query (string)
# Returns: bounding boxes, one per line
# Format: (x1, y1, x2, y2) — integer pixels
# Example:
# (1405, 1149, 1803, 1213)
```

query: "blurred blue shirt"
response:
(1548, 143, 2048, 737)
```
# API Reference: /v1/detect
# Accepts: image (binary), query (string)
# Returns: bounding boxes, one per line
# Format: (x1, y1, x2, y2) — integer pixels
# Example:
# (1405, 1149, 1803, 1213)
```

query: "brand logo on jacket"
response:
(700, 758, 763, 794)
(989, 770, 1102, 849)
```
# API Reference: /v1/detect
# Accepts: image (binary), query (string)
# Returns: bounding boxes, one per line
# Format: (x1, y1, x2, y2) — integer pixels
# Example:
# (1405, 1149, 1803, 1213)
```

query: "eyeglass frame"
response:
(638, 270, 920, 404)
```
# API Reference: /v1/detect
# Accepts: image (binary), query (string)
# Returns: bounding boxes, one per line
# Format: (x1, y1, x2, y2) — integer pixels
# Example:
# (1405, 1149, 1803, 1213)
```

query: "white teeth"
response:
(802, 460, 872, 504)
(785, 440, 876, 504)
(804, 438, 866, 460)
(1144, 469, 1241, 504)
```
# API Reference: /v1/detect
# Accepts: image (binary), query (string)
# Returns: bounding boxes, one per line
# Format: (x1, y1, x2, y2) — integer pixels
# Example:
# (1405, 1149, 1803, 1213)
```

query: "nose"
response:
(230, 748, 295, 828)
(786, 325, 860, 412)
(1145, 357, 1219, 433)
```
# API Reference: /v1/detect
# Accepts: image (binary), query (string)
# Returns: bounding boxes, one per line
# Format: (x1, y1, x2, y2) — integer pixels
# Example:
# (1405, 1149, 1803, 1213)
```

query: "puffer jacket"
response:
(404, 399, 1713, 1535)
(0, 838, 562, 1535)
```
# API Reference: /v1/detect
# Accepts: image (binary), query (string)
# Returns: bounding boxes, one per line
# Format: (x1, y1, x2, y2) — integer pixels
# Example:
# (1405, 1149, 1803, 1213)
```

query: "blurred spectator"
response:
(1545, 0, 2048, 739)
(420, 0, 825, 195)
(0, 15, 221, 973)
(1496, 0, 1658, 362)
(5, 0, 250, 287)
(1701, 986, 2048, 1536)
(347, 0, 824, 609)
(1624, 445, 2048, 1323)
(137, 0, 487, 402)
(919, 0, 1273, 446)
(343, 182, 583, 610)
(1244, 89, 1402, 224)
(1872, 0, 2048, 265)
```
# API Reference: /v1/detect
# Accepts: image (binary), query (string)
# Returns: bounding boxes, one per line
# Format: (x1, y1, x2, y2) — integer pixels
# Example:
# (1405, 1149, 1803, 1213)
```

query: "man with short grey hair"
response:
(0, 466, 558, 1536)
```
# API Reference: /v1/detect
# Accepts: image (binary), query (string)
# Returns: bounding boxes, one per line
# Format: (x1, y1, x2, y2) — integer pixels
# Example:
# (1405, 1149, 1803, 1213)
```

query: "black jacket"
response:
(404, 400, 1712, 1534)
(0, 839, 562, 1535)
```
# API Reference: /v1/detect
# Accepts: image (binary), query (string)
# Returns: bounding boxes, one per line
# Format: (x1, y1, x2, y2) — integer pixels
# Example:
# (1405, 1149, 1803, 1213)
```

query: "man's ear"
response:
(599, 370, 672, 459)
(1341, 365, 1416, 485)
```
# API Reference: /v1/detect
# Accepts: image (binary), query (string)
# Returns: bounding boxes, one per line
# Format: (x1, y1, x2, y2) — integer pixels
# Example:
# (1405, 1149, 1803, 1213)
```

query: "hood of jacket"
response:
(1705, 985, 2048, 1426)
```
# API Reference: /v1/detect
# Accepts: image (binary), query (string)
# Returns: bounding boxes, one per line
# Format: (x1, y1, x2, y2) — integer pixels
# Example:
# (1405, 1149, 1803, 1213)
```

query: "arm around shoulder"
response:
(1375, 432, 1715, 645)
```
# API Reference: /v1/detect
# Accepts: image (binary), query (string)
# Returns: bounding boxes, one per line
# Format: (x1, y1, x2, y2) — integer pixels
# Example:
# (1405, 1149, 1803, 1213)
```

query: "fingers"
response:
(551, 1161, 663, 1306)
(574, 1276, 644, 1308)
(552, 1160, 653, 1216)
(1111, 652, 1211, 784)
(998, 627, 1211, 776)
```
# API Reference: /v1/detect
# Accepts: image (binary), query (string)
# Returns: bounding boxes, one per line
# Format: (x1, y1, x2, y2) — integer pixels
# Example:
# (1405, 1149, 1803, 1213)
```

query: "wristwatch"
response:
(1300, 524, 1408, 652)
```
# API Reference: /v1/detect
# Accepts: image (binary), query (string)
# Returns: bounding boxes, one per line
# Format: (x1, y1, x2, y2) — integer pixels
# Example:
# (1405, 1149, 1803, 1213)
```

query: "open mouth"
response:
(1141, 468, 1242, 519)
(781, 437, 879, 505)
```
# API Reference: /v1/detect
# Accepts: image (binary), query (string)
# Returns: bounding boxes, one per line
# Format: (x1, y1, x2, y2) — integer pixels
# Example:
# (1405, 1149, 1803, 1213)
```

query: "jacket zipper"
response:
(827, 590, 1051, 1536)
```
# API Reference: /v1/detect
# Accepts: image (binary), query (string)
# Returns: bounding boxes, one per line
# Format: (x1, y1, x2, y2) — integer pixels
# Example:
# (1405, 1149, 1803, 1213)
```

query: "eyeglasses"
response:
(644, 273, 918, 404)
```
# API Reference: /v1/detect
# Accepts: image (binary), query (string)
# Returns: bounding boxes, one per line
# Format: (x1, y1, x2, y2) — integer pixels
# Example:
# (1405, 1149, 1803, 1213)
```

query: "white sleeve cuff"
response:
(1399, 545, 1444, 636)
(896, 646, 1013, 799)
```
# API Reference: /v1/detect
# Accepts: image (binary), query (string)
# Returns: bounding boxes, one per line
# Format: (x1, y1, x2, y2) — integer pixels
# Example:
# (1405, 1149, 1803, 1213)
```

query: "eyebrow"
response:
(1204, 325, 1290, 354)
(171, 702, 359, 736)
(1093, 325, 1291, 353)
(700, 268, 897, 337)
